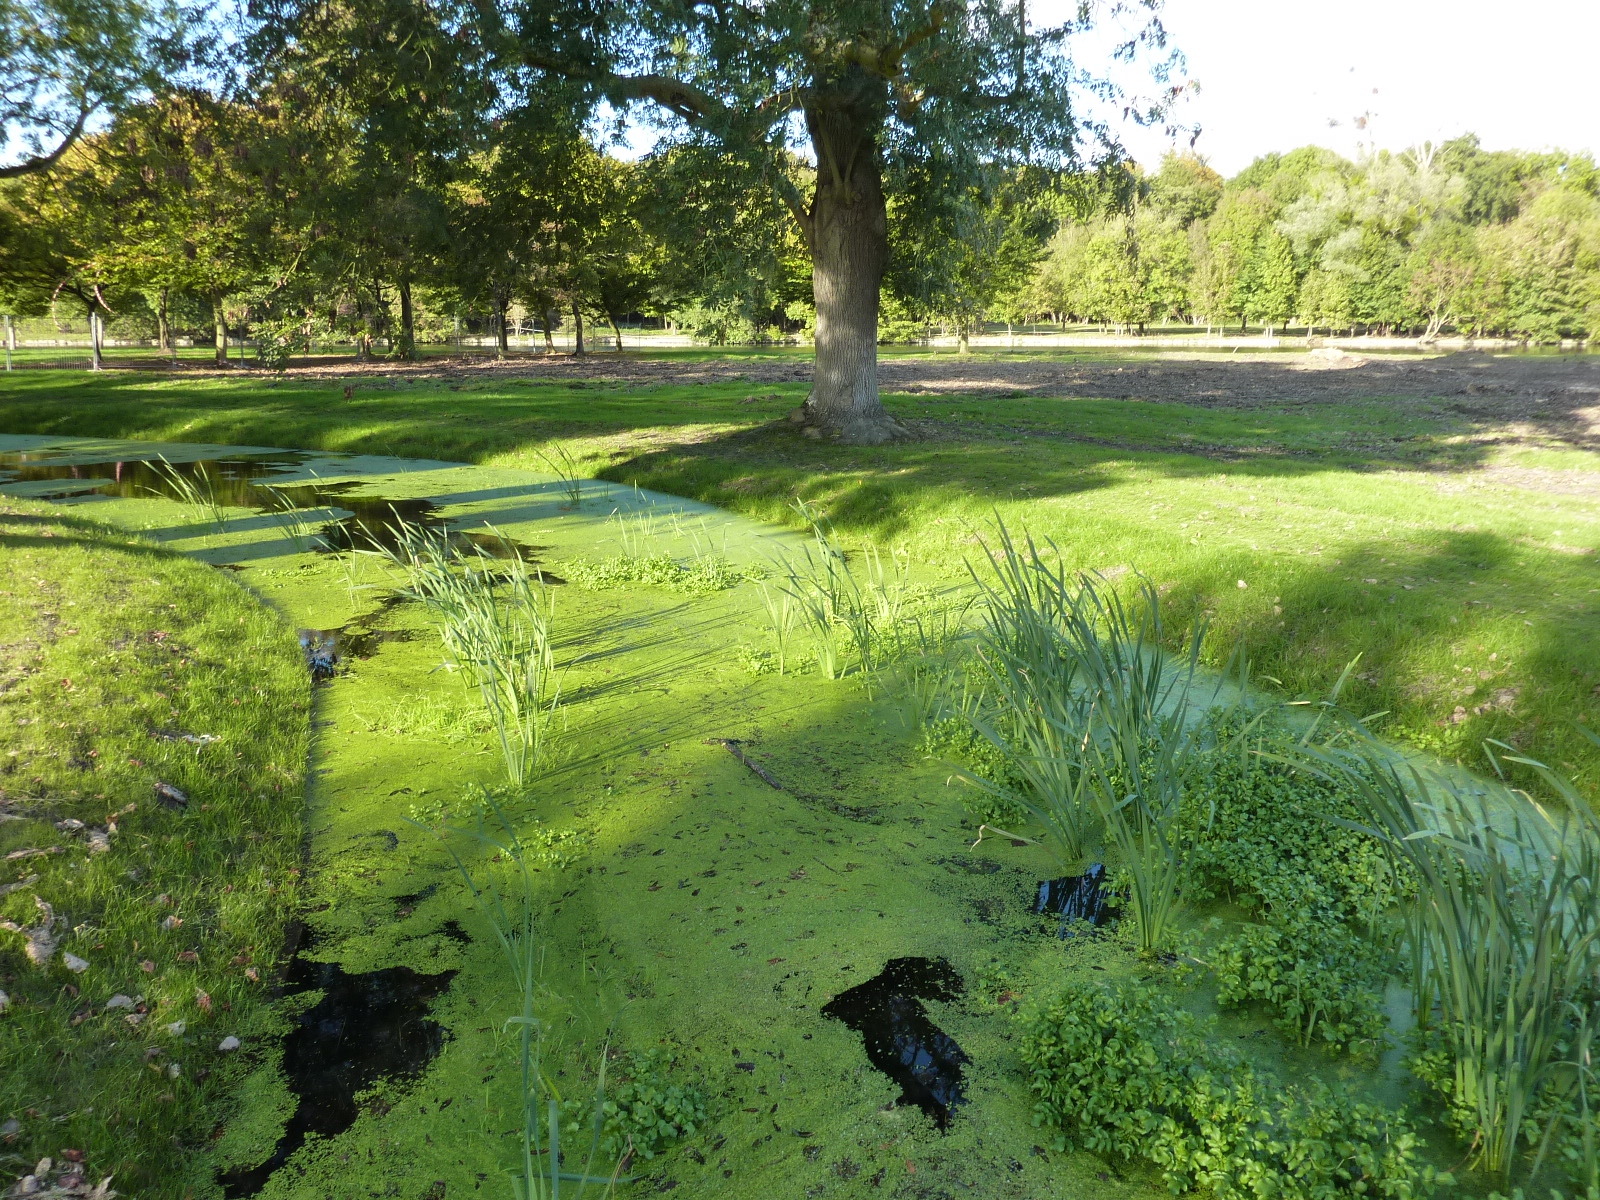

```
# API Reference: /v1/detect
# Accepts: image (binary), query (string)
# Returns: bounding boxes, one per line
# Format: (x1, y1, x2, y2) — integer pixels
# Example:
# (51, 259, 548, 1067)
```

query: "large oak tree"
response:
(533, 0, 1182, 441)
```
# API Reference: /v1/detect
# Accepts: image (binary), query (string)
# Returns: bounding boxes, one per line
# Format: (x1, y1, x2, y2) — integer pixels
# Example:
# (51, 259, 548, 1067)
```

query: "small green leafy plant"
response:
(563, 553, 751, 594)
(563, 1051, 708, 1162)
(1020, 980, 1443, 1199)
(1210, 917, 1389, 1056)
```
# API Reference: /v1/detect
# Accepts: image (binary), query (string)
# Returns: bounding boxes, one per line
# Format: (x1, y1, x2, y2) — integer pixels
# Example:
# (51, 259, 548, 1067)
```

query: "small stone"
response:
(0, 989, 8, 1013)
(86, 829, 110, 854)
(166, 1020, 186, 1036)
(166, 1062, 181, 1078)
(104, 994, 134, 1010)
(62, 953, 89, 973)
(58, 1174, 84, 1189)
(217, 1035, 240, 1052)
(153, 782, 188, 810)
(160, 915, 183, 931)
(0, 1117, 19, 1138)
(1236, 579, 1248, 589)
(124, 1013, 145, 1026)
(139, 960, 155, 973)
(15, 1174, 39, 1196)
(55, 818, 85, 832)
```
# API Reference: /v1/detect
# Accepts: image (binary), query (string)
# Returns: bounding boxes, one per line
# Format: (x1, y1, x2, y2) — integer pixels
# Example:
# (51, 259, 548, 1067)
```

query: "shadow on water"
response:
(820, 957, 969, 1129)
(218, 930, 456, 1197)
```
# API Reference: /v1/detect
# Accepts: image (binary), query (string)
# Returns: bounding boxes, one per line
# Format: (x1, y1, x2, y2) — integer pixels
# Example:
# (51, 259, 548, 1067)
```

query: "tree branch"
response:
(605, 74, 727, 122)
(0, 106, 94, 179)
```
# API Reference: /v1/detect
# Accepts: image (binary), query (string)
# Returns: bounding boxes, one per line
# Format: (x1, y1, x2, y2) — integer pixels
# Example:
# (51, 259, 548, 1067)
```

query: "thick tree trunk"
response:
(495, 299, 509, 359)
(543, 311, 555, 353)
(156, 288, 170, 353)
(88, 306, 103, 371)
(212, 295, 228, 368)
(396, 278, 416, 360)
(794, 88, 907, 445)
(571, 303, 585, 356)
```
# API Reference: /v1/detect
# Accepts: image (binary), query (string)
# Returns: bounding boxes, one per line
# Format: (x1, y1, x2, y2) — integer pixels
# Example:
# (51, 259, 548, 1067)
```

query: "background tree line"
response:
(2, 0, 1593, 362)
(1022, 139, 1600, 342)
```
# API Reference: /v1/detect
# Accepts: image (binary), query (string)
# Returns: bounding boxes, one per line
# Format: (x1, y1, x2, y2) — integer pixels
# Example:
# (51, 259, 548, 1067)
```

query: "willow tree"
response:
(568, 0, 1182, 442)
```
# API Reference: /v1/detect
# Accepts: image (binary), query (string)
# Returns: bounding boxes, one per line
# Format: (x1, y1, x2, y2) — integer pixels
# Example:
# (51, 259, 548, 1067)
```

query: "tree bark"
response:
(495, 297, 509, 358)
(396, 277, 416, 360)
(212, 295, 228, 368)
(794, 84, 907, 444)
(89, 306, 103, 371)
(156, 288, 170, 354)
(543, 311, 555, 353)
(571, 303, 585, 356)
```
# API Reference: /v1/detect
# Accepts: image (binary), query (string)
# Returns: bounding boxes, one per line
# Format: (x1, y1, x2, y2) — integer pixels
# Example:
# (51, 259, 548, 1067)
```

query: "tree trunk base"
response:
(786, 401, 911, 445)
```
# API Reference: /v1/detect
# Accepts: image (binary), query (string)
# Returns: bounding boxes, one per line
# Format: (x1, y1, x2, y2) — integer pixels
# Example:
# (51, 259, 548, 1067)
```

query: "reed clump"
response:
(375, 522, 561, 787)
(963, 521, 1208, 955)
(420, 796, 623, 1199)
(1312, 739, 1600, 1187)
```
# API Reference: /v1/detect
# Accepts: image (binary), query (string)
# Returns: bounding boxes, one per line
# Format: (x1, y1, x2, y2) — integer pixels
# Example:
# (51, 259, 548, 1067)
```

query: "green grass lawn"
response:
(0, 499, 309, 1196)
(0, 353, 1595, 798)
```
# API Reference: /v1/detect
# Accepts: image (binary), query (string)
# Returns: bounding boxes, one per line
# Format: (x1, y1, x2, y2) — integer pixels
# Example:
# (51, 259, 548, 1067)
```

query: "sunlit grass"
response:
(0, 354, 1594, 796)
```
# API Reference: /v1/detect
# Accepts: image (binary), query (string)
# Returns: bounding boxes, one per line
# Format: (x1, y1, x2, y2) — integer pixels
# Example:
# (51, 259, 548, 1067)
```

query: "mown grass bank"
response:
(0, 500, 309, 1198)
(0, 353, 1595, 796)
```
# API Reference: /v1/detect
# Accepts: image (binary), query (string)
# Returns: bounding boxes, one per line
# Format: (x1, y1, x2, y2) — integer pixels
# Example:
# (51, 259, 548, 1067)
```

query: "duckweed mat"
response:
(0, 434, 1519, 1198)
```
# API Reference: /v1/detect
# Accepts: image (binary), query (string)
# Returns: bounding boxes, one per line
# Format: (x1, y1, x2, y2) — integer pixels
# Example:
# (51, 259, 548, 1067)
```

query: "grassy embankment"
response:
(0, 350, 1595, 796)
(0, 499, 309, 1197)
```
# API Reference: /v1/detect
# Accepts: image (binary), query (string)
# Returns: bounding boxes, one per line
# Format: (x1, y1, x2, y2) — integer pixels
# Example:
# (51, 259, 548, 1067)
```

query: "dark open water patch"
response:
(820, 957, 969, 1129)
(0, 450, 308, 505)
(1034, 863, 1116, 934)
(218, 946, 455, 1197)
(0, 448, 555, 563)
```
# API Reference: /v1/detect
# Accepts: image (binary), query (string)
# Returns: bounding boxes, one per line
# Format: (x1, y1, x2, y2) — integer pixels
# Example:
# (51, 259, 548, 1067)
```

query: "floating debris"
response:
(299, 631, 338, 680)
(4, 1155, 119, 1199)
(0, 898, 63, 967)
(821, 957, 969, 1129)
(153, 730, 221, 746)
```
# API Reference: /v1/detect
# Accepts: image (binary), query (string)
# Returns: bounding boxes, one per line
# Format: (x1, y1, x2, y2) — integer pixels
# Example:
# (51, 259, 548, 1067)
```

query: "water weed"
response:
(419, 797, 623, 1198)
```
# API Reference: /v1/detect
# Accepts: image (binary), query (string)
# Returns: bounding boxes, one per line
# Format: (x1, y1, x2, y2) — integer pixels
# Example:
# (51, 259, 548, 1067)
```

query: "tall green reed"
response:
(1309, 740, 1600, 1182)
(965, 522, 1207, 953)
(262, 485, 325, 552)
(377, 522, 561, 787)
(421, 796, 623, 1199)
(773, 501, 912, 692)
(147, 456, 229, 532)
(538, 446, 585, 508)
